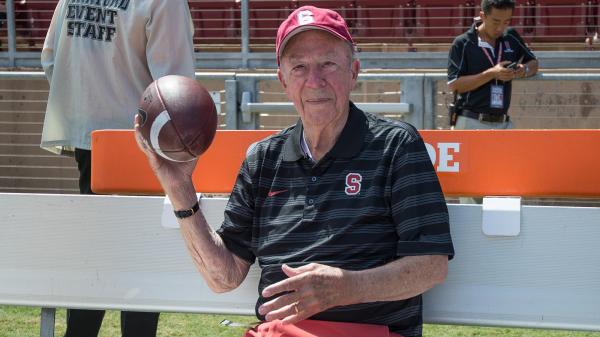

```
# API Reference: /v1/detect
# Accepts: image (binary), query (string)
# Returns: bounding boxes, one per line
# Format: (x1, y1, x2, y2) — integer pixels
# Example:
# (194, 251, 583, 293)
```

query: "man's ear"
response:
(351, 59, 360, 81)
(277, 68, 287, 89)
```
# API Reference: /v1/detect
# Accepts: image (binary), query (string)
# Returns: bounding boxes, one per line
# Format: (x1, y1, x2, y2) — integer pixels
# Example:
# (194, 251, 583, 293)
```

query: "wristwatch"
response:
(173, 201, 200, 219)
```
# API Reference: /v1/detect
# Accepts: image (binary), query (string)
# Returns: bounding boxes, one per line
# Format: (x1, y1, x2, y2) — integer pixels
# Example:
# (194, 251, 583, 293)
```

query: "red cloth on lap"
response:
(244, 320, 403, 337)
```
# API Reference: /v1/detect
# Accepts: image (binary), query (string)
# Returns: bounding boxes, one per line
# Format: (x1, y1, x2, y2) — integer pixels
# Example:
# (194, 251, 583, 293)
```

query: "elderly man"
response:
(135, 6, 454, 337)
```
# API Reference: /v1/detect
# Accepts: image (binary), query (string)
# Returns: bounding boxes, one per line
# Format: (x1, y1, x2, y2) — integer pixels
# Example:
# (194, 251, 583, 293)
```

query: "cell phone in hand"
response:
(505, 62, 518, 70)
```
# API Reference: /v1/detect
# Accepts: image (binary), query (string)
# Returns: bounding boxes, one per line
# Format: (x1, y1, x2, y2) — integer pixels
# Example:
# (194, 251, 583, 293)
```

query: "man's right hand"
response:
(491, 61, 516, 82)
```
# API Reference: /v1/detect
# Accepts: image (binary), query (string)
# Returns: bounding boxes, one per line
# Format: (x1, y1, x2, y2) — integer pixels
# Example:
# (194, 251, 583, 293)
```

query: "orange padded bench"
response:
(91, 129, 600, 198)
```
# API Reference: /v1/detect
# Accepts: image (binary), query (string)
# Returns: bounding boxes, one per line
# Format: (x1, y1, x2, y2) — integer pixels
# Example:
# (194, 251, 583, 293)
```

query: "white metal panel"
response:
(426, 204, 600, 330)
(0, 193, 258, 315)
(0, 193, 599, 331)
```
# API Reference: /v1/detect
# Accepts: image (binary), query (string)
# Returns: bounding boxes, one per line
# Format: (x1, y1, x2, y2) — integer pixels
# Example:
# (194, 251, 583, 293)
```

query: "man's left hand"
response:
(515, 64, 527, 78)
(258, 263, 352, 324)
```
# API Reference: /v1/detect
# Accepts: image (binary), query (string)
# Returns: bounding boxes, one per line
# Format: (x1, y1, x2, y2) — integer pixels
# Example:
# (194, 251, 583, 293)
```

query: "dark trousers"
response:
(68, 149, 160, 337)
(64, 310, 160, 337)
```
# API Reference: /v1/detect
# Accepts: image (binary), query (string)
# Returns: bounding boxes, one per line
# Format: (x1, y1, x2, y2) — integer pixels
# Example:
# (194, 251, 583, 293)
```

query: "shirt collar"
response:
(478, 36, 495, 51)
(468, 21, 507, 45)
(282, 102, 368, 162)
(466, 22, 479, 42)
(298, 130, 312, 161)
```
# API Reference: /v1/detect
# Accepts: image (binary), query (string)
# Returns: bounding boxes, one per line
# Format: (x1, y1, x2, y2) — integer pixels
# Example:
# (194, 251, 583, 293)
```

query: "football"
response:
(137, 75, 218, 162)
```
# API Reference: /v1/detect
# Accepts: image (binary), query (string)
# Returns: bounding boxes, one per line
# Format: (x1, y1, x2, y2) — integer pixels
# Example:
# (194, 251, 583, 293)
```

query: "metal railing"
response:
(231, 72, 424, 129)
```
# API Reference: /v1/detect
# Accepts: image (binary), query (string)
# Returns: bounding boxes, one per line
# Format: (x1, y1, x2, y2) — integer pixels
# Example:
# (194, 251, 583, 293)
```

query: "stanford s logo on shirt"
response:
(345, 173, 362, 195)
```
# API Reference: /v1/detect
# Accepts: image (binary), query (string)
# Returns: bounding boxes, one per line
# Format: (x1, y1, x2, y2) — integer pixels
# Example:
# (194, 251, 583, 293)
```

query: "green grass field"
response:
(2, 306, 599, 337)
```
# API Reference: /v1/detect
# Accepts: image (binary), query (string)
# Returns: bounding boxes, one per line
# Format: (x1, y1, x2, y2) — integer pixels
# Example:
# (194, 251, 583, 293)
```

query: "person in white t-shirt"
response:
(40, 1, 196, 336)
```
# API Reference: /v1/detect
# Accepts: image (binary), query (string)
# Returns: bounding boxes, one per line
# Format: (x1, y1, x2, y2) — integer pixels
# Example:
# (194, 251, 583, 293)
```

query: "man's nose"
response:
(305, 67, 325, 88)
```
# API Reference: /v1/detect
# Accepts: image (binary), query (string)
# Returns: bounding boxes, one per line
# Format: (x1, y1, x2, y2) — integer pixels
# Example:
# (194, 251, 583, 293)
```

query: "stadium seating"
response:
(14, 0, 55, 49)
(512, 0, 537, 39)
(416, 0, 476, 43)
(584, 0, 599, 35)
(353, 0, 415, 42)
(188, 0, 240, 44)
(534, 0, 586, 42)
(5, 1, 600, 53)
(248, 1, 298, 43)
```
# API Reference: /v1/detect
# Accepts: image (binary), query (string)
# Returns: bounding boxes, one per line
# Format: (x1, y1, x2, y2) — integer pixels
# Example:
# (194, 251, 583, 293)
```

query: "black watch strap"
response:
(173, 201, 200, 219)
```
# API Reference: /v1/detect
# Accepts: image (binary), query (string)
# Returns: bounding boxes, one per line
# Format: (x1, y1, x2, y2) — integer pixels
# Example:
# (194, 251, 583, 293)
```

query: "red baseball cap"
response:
(276, 6, 355, 65)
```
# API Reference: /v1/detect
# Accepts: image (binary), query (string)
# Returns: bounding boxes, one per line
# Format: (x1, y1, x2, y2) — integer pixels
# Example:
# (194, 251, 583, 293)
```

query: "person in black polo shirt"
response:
(447, 0, 538, 130)
(135, 6, 454, 337)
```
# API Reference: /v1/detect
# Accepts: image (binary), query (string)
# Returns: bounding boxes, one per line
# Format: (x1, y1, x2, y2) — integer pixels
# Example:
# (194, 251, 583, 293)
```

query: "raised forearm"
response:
(523, 59, 539, 77)
(167, 179, 250, 293)
(133, 118, 250, 293)
(448, 69, 495, 94)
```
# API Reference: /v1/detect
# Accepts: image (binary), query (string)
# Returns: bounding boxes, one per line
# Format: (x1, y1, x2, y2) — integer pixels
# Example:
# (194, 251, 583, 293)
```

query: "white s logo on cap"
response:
(297, 10, 314, 25)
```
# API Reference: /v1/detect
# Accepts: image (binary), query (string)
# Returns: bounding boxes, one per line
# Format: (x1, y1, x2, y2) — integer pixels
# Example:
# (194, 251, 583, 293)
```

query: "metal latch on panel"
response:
(482, 197, 521, 236)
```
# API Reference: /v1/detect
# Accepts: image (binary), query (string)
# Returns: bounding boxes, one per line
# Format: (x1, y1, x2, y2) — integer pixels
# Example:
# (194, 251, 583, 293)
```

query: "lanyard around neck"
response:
(481, 43, 503, 67)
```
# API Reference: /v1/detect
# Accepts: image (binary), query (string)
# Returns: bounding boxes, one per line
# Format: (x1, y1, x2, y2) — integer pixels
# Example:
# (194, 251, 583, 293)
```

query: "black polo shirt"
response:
(447, 22, 536, 115)
(217, 103, 454, 337)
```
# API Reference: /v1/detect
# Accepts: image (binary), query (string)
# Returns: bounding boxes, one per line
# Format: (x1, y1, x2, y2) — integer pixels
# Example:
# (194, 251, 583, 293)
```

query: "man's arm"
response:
(515, 59, 539, 78)
(258, 255, 448, 324)
(41, 2, 63, 82)
(507, 28, 539, 79)
(447, 37, 519, 94)
(448, 60, 515, 93)
(134, 116, 250, 292)
(168, 177, 252, 293)
(525, 58, 539, 77)
(347, 255, 448, 302)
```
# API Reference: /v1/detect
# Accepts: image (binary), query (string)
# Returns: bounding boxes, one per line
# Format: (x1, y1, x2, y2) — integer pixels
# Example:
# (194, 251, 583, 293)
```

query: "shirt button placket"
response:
(305, 176, 317, 214)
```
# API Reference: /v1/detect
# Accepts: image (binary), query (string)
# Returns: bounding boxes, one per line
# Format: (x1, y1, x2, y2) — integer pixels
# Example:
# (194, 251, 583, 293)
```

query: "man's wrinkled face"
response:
(278, 30, 359, 129)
